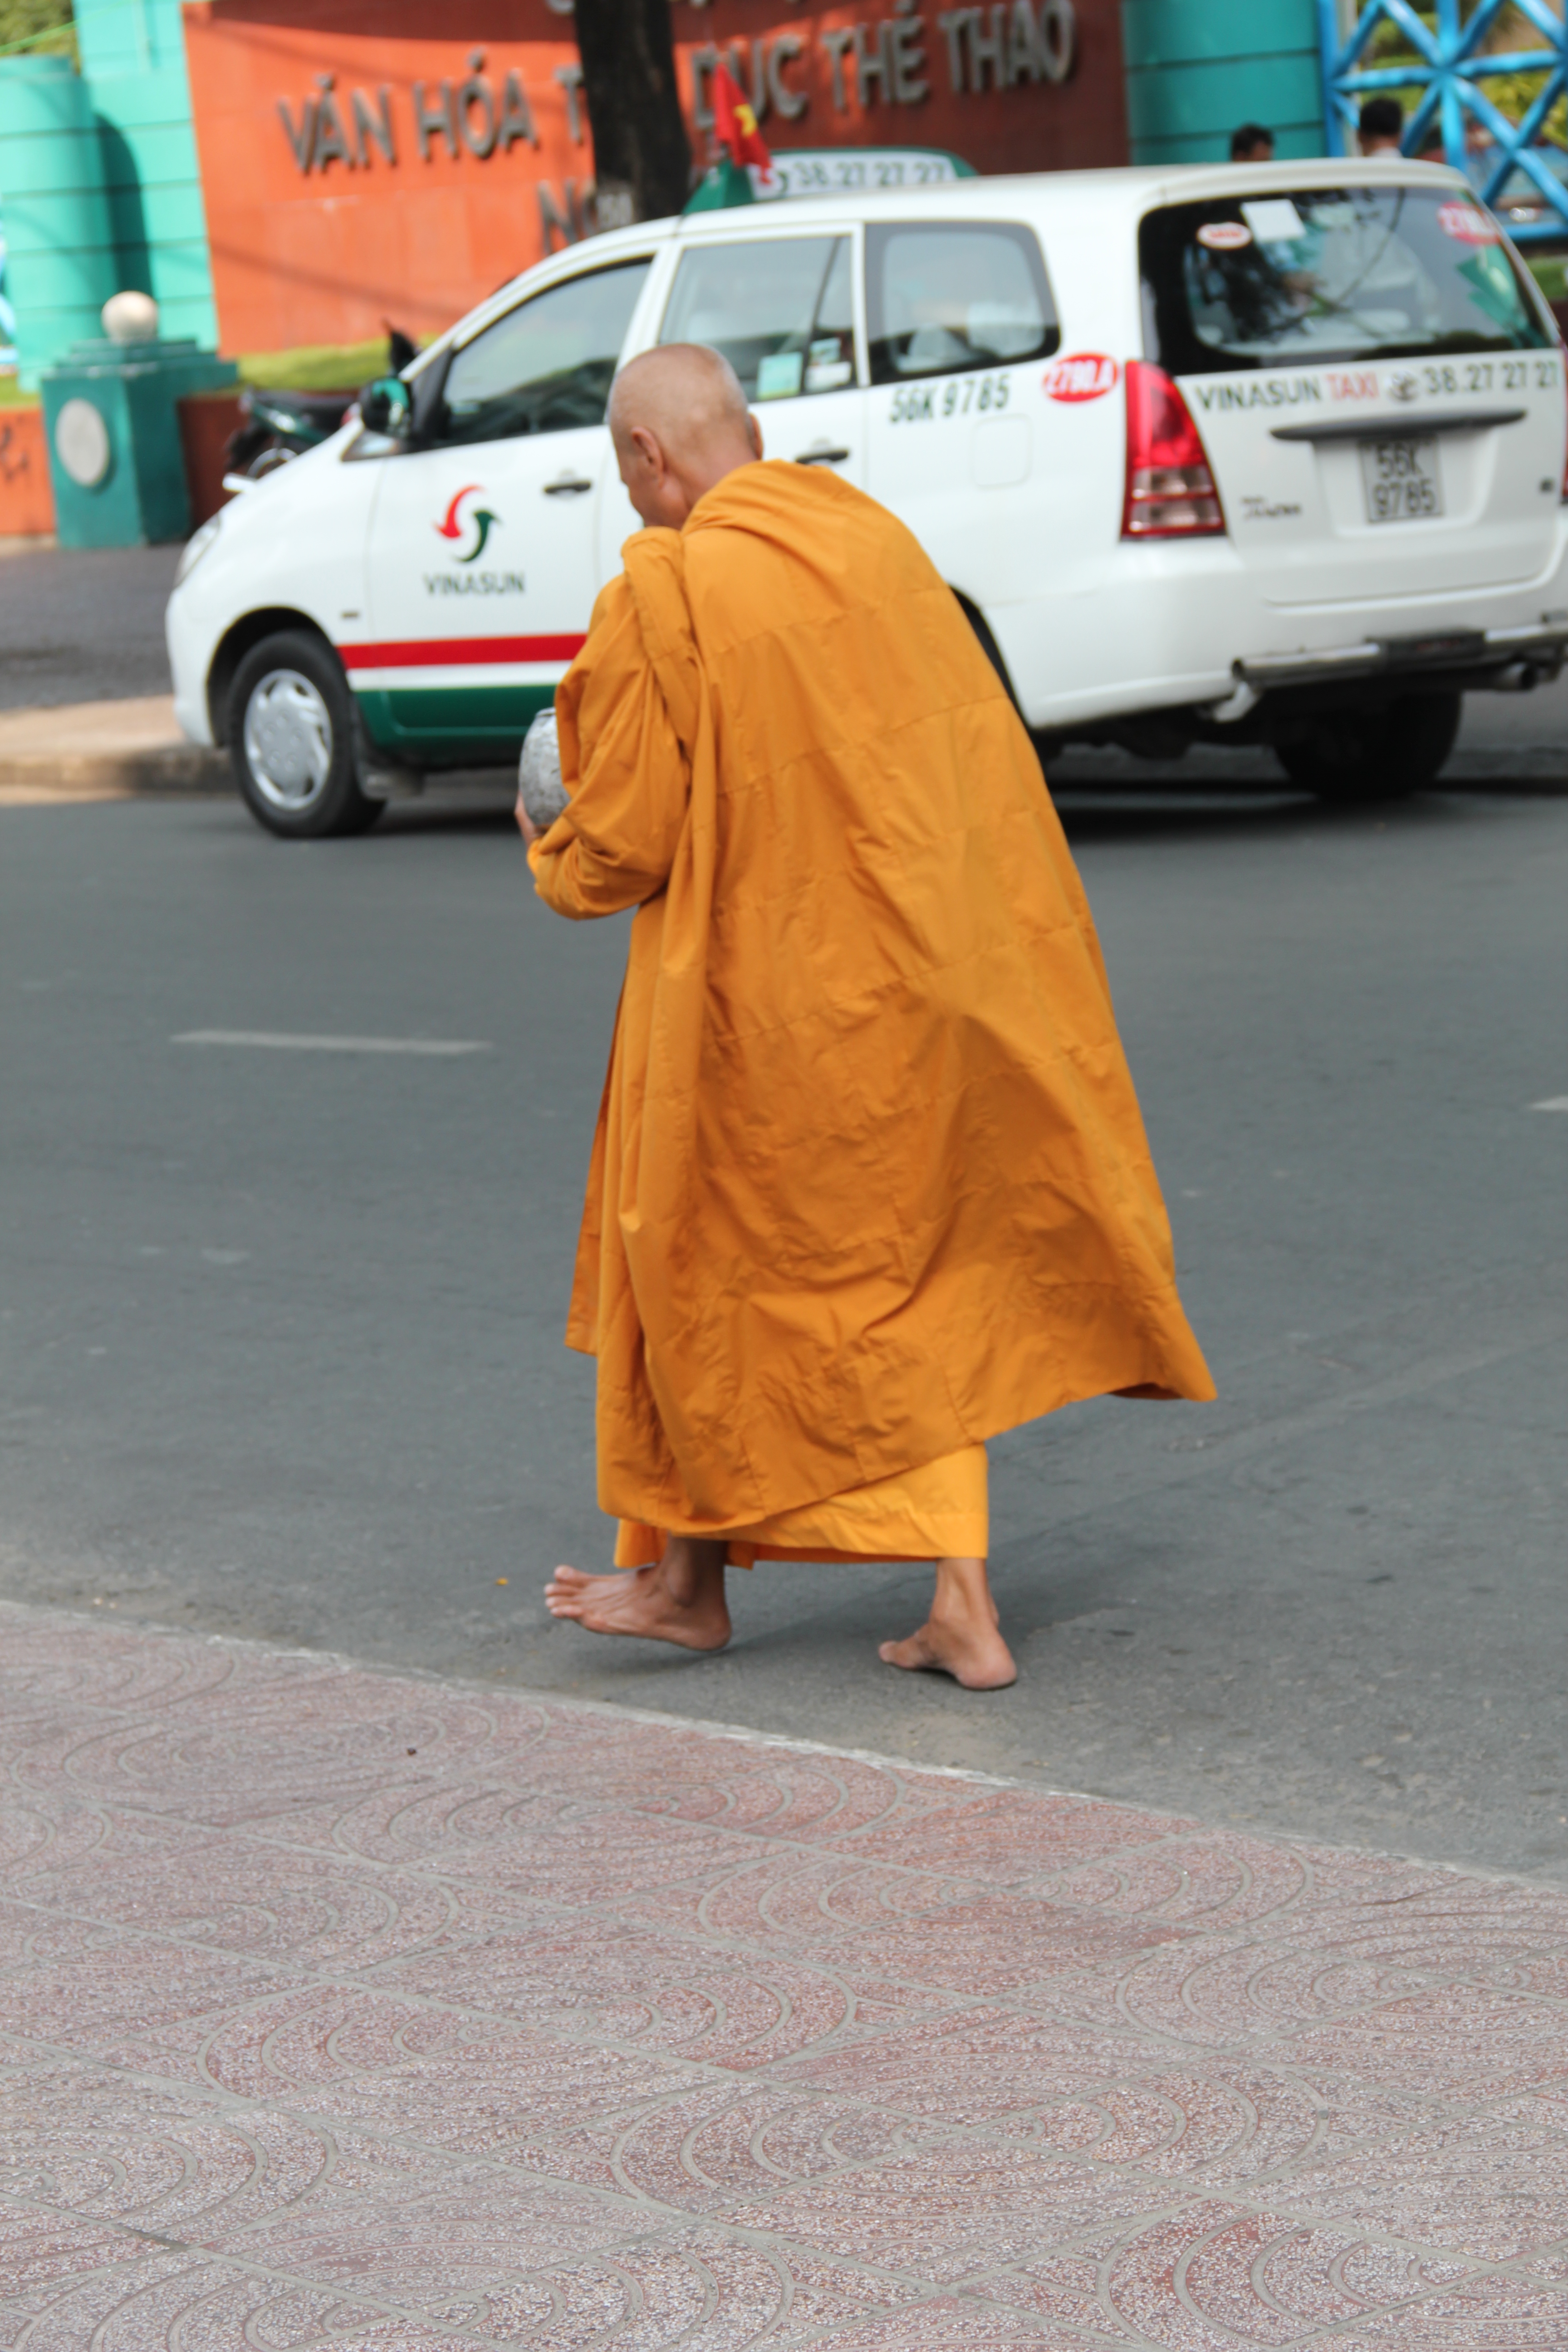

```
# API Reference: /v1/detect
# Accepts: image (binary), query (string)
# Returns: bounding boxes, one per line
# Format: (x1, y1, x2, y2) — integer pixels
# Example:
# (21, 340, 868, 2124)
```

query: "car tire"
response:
(228, 631, 382, 840)
(1275, 691, 1461, 803)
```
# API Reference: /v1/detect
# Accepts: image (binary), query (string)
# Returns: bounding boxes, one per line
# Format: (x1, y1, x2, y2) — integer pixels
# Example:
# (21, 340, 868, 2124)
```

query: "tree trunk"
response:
(573, 0, 693, 228)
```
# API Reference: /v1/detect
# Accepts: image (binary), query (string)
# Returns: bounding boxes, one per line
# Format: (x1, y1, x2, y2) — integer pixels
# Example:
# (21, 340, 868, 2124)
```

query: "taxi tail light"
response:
(1122, 360, 1225, 538)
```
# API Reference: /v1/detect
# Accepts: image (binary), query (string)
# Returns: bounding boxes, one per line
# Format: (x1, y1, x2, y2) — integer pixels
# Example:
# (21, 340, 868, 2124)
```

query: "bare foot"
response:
(879, 1619, 1017, 1689)
(878, 1554, 1017, 1689)
(544, 1555, 731, 1652)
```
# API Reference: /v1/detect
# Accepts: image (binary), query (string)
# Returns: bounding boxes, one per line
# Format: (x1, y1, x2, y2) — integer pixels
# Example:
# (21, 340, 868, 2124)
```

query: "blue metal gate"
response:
(1318, 0, 1568, 243)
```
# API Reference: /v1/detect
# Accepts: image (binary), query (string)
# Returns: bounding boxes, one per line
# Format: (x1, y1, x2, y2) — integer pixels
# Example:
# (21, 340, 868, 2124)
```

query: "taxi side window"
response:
(436, 261, 652, 446)
(866, 224, 1059, 383)
(660, 237, 857, 400)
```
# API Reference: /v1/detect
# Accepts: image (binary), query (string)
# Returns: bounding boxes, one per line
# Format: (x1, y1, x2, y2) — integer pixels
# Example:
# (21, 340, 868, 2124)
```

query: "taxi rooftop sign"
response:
(686, 146, 976, 211)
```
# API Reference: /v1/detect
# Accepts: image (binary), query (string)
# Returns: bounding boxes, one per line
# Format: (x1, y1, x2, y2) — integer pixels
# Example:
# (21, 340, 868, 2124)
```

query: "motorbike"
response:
(225, 325, 418, 482)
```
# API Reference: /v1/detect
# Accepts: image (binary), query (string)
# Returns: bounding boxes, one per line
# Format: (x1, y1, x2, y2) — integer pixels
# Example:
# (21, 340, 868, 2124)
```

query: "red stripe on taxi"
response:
(339, 635, 587, 669)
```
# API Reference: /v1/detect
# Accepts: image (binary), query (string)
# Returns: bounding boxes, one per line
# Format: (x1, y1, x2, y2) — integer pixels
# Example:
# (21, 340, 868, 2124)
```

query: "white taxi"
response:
(167, 157, 1568, 836)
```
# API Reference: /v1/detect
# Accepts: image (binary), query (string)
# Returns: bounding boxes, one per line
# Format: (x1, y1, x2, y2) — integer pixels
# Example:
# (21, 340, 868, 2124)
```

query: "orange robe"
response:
(613, 1444, 989, 1569)
(529, 461, 1214, 1564)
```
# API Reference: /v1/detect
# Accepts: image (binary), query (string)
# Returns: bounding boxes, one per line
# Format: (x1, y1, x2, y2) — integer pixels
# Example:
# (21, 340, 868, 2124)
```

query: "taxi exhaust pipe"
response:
(1204, 681, 1260, 725)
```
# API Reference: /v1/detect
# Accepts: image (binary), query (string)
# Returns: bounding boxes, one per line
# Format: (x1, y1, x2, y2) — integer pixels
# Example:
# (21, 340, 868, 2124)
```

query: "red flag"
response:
(711, 60, 771, 171)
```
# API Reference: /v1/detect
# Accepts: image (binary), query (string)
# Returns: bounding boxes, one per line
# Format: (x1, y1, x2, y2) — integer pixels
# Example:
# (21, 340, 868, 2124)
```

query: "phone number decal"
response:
(888, 373, 1011, 422)
(1413, 358, 1558, 394)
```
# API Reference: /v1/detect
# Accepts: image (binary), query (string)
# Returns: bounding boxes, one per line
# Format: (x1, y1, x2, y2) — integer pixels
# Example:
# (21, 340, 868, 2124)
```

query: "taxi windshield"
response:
(1140, 186, 1550, 374)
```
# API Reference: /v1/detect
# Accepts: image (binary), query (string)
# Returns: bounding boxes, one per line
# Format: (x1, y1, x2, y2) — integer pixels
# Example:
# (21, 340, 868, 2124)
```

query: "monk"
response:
(518, 344, 1213, 1690)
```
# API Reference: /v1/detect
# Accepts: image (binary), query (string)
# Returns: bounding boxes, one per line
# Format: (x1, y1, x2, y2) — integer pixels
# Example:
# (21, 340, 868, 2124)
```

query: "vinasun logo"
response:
(426, 484, 525, 595)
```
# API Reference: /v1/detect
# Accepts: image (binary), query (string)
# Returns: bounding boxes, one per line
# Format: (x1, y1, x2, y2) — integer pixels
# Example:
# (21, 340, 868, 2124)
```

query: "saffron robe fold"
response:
(612, 1442, 990, 1570)
(529, 461, 1214, 1544)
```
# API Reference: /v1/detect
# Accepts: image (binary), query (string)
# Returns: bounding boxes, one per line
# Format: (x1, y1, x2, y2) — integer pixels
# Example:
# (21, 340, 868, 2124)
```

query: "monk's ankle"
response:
(930, 1558, 1000, 1634)
(660, 1537, 728, 1611)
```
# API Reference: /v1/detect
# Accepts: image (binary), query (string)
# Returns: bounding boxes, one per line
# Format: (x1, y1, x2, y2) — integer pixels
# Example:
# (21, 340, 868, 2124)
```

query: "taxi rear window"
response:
(1140, 186, 1550, 375)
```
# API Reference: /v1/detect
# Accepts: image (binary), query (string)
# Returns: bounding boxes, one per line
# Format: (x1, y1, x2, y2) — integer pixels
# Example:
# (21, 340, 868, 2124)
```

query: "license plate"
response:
(1360, 436, 1443, 522)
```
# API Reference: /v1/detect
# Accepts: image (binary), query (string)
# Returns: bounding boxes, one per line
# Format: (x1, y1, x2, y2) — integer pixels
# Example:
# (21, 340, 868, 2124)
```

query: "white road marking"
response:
(1532, 1096, 1568, 1112)
(173, 1030, 490, 1056)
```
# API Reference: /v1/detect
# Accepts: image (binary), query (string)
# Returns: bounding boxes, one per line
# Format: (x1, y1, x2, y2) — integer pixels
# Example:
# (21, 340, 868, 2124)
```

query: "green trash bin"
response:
(40, 334, 237, 547)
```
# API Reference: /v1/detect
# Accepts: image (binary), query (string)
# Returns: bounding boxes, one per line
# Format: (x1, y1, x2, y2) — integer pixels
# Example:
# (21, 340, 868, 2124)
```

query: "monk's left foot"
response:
(544, 1562, 732, 1652)
(879, 1619, 1017, 1690)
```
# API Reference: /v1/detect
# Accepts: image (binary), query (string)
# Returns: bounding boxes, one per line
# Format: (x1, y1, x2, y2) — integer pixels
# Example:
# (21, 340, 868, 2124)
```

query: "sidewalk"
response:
(0, 696, 226, 802)
(2, 1603, 1565, 2347)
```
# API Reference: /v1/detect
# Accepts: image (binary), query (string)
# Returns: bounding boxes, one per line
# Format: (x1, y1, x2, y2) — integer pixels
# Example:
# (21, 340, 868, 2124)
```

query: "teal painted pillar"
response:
(0, 58, 118, 386)
(1123, 0, 1328, 165)
(42, 333, 236, 544)
(74, 0, 217, 352)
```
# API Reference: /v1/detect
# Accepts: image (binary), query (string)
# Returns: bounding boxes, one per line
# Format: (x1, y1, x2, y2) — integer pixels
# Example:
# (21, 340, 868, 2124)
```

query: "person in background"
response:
(1359, 97, 1405, 156)
(1230, 123, 1275, 164)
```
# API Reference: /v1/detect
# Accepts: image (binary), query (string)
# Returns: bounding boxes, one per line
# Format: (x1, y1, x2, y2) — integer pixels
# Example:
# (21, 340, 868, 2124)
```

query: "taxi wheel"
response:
(229, 632, 382, 840)
(1275, 691, 1461, 804)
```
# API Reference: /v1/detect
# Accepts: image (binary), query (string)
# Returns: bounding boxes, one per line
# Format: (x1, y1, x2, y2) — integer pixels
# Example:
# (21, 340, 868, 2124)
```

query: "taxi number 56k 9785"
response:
(888, 373, 1011, 422)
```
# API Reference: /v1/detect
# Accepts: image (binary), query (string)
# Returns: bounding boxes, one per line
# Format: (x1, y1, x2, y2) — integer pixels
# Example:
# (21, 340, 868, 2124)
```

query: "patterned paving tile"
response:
(0, 2197, 152, 2303)
(0, 1602, 1564, 2351)
(480, 2228, 924, 2349)
(1272, 2097, 1568, 2266)
(1045, 1833, 1426, 1935)
(811, 2297, 1078, 2347)
(823, 1789, 1202, 1883)
(10, 1825, 463, 1973)
(1268, 1882, 1568, 1977)
(719, 2147, 1168, 2285)
(0, 2061, 333, 2237)
(316, 1791, 795, 1913)
(0, 1620, 239, 1711)
(372, 1916, 865, 2070)
(961, 2232, 1148, 2341)
(777, 2006, 1201, 2126)
(1017, 1932, 1427, 2047)
(0, 1793, 137, 1890)
(1278, 1983, 1568, 2104)
(0, 2249, 491, 2350)
(0, 1911, 299, 2056)
(20, 1679, 505, 1828)
(1090, 2201, 1477, 2348)
(1333, 2274, 1568, 2348)
(485, 1723, 982, 1846)
(624, 1847, 971, 1950)
(188, 1985, 709, 2143)
(813, 1897, 1193, 2000)
(196, 2130, 642, 2305)
(991, 2060, 1436, 2185)
(549, 2080, 958, 2211)
(1491, 1950, 1568, 2004)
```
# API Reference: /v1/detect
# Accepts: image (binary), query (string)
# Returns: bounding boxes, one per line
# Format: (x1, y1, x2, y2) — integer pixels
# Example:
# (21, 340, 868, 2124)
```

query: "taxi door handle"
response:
(544, 475, 595, 495)
(795, 444, 851, 466)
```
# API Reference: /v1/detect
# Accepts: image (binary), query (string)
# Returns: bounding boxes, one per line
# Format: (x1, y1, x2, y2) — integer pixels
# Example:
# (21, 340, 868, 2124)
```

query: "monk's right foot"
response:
(878, 1616, 1017, 1690)
(544, 1563, 732, 1652)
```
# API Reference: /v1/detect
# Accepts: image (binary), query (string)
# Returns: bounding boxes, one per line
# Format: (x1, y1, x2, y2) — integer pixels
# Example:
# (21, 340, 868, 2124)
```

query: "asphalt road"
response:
(4, 781, 1563, 1883)
(0, 544, 180, 710)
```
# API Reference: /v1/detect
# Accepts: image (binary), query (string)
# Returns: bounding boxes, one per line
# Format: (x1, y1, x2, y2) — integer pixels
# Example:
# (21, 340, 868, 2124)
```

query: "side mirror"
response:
(358, 375, 411, 437)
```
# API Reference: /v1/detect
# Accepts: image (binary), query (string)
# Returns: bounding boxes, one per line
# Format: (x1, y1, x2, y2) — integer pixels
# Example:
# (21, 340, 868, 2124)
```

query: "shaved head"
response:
(609, 343, 763, 529)
(610, 343, 750, 453)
